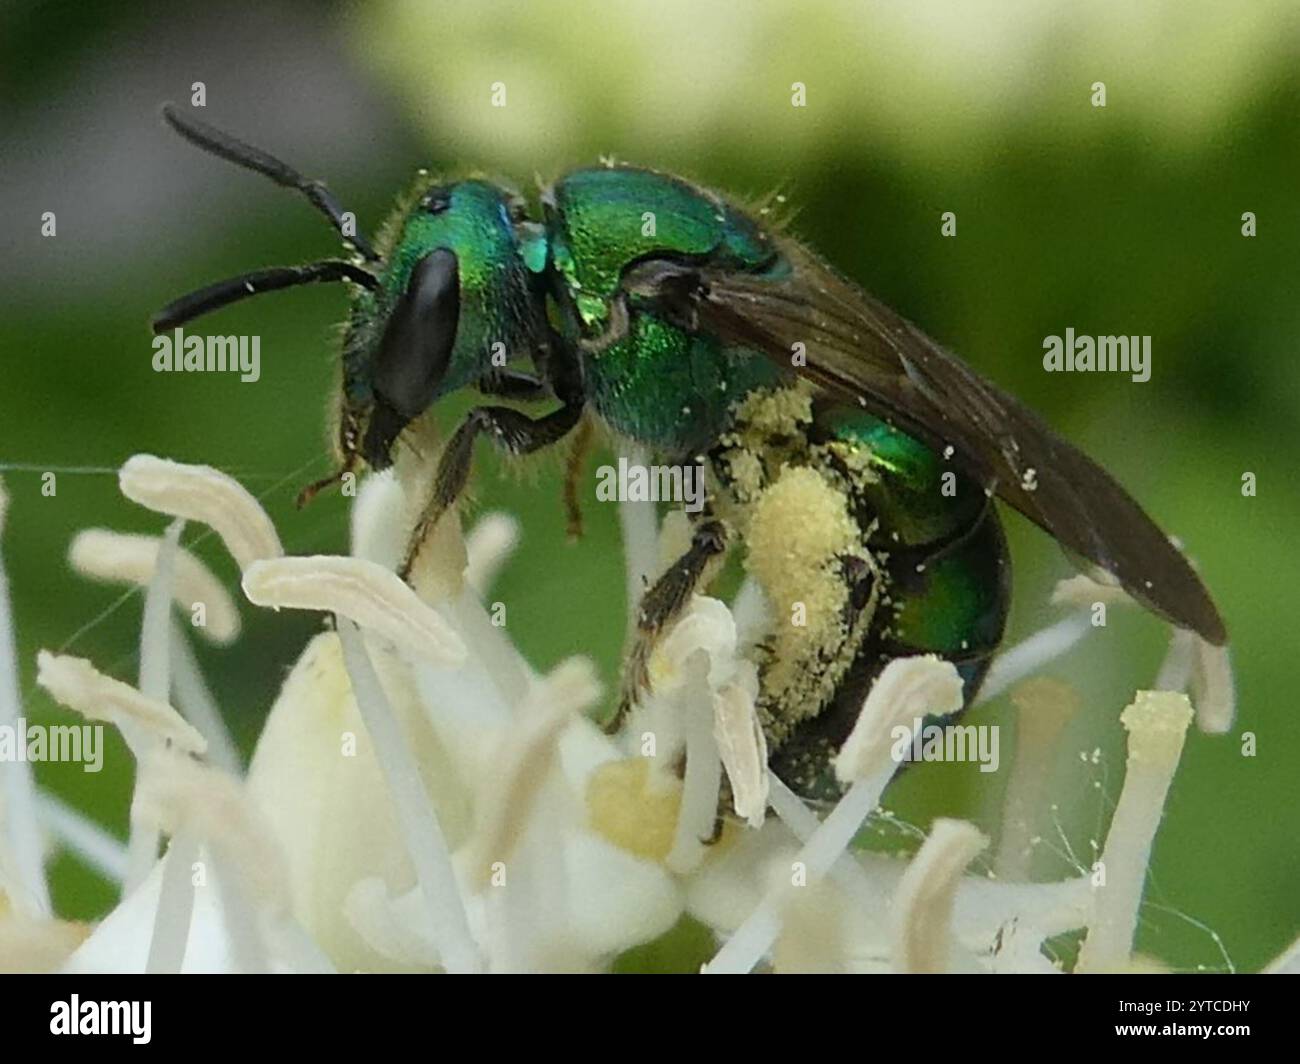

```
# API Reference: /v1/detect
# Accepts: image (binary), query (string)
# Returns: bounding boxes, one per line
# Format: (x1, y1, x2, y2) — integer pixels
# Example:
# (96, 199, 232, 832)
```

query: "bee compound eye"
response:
(371, 248, 460, 417)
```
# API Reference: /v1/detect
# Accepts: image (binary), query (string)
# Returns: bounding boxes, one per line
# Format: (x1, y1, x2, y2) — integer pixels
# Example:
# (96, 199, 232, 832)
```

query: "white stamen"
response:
(1154, 627, 1195, 691)
(1050, 570, 1130, 609)
(129, 517, 184, 890)
(1189, 638, 1234, 734)
(242, 556, 466, 667)
(767, 774, 876, 909)
(835, 656, 964, 782)
(1076, 691, 1193, 973)
(69, 528, 240, 644)
(976, 613, 1091, 706)
(462, 658, 597, 890)
(119, 454, 282, 571)
(465, 512, 521, 595)
(145, 830, 199, 973)
(706, 657, 961, 973)
(995, 678, 1081, 880)
(35, 651, 206, 756)
(335, 618, 483, 973)
(487, 778, 568, 972)
(0, 476, 51, 916)
(132, 751, 283, 909)
(666, 652, 723, 874)
(349, 470, 408, 568)
(402, 498, 469, 605)
(704, 771, 890, 974)
(432, 589, 534, 713)
(713, 680, 768, 828)
(211, 853, 271, 974)
(893, 818, 988, 973)
(650, 596, 740, 693)
(1153, 629, 1234, 734)
(139, 519, 183, 702)
(169, 620, 242, 774)
(133, 751, 283, 973)
(36, 791, 127, 884)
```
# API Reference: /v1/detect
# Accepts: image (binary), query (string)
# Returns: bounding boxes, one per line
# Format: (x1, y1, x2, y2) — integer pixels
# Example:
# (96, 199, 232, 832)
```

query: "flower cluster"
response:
(0, 445, 1283, 974)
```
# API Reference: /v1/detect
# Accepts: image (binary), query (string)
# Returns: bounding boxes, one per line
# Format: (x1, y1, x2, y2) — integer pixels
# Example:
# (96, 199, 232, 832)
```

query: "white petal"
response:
(245, 632, 466, 972)
(62, 847, 328, 974)
(563, 832, 683, 960)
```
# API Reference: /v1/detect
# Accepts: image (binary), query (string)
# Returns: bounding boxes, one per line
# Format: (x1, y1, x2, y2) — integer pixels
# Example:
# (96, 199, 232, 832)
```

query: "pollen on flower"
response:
(586, 757, 682, 863)
(1121, 690, 1195, 766)
(1076, 690, 1194, 974)
(0, 439, 1251, 975)
(721, 446, 765, 499)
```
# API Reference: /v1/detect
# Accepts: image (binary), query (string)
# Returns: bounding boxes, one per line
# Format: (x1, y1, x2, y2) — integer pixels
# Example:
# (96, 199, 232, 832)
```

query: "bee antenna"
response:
(151, 260, 381, 332)
(160, 102, 380, 263)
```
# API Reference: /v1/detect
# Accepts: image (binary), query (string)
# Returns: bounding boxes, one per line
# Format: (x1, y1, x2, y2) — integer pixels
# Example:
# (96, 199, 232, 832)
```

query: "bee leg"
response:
(296, 458, 356, 509)
(607, 516, 729, 733)
(474, 368, 552, 401)
(562, 417, 594, 539)
(476, 366, 592, 537)
(296, 407, 364, 508)
(400, 401, 583, 579)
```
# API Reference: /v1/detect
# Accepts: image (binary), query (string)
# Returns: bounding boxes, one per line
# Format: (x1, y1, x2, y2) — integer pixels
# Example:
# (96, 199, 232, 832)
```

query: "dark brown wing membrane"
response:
(687, 239, 1226, 646)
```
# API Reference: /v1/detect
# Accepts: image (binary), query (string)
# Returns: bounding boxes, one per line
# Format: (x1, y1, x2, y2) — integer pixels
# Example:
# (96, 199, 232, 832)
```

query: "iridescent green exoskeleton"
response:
(154, 105, 1227, 803)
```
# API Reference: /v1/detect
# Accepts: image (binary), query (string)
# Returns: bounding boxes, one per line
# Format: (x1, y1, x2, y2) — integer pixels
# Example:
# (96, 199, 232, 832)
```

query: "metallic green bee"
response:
(154, 105, 1226, 801)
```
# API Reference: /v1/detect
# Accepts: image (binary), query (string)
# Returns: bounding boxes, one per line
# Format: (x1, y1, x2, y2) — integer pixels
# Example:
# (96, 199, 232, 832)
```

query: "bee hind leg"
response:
(607, 515, 729, 734)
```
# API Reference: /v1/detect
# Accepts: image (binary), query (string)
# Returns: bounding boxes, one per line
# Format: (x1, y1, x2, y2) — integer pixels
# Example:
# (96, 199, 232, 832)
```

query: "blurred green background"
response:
(2, 0, 1297, 971)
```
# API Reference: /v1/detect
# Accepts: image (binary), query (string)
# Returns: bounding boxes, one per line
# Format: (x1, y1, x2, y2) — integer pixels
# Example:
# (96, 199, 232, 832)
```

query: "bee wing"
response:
(674, 240, 1225, 645)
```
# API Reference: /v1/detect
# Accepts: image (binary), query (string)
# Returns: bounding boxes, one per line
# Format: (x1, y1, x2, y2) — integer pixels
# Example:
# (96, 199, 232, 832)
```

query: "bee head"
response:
(150, 106, 543, 474)
(353, 178, 541, 468)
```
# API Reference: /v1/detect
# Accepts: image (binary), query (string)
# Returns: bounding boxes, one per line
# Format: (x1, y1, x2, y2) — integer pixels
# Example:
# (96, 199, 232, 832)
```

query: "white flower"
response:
(0, 447, 1268, 974)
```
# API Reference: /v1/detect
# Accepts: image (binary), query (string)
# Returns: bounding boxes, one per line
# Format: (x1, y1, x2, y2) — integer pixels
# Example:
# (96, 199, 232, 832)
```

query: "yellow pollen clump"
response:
(744, 465, 864, 722)
(745, 465, 858, 624)
(1120, 690, 1194, 766)
(731, 386, 812, 439)
(724, 448, 766, 500)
